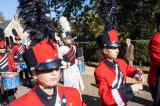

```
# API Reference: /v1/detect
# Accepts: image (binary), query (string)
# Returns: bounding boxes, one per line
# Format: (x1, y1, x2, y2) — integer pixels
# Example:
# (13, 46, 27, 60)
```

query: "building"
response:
(0, 16, 29, 46)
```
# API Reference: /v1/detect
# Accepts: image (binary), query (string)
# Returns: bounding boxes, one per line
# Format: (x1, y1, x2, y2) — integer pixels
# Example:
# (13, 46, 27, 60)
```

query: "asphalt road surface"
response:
(15, 65, 153, 106)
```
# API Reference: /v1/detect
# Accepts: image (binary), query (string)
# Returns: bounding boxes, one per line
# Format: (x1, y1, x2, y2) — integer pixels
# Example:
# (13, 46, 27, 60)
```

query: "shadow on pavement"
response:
(143, 84, 151, 93)
(143, 70, 149, 74)
(85, 62, 97, 68)
(131, 96, 153, 106)
(90, 83, 97, 88)
(82, 94, 100, 106)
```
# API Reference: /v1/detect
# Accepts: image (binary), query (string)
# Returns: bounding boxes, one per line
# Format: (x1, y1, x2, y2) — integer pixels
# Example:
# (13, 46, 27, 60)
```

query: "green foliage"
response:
(48, 0, 160, 40)
(50, 0, 86, 20)
(82, 41, 99, 62)
(80, 10, 104, 36)
(132, 40, 149, 65)
(82, 40, 149, 66)
(116, 0, 156, 40)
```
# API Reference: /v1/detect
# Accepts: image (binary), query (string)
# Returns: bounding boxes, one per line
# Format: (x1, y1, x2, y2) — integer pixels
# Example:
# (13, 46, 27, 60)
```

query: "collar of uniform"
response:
(104, 59, 117, 70)
(34, 86, 57, 103)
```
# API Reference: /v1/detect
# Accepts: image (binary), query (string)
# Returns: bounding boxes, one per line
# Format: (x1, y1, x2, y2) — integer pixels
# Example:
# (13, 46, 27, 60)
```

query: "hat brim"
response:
(107, 42, 120, 48)
(35, 58, 62, 71)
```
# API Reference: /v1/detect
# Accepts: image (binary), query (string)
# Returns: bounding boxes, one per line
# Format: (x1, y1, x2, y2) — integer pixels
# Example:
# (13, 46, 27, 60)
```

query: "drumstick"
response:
(11, 65, 22, 72)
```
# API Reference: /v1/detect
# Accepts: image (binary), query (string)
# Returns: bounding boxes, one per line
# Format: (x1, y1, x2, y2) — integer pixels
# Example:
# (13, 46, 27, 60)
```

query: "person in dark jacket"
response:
(124, 38, 134, 66)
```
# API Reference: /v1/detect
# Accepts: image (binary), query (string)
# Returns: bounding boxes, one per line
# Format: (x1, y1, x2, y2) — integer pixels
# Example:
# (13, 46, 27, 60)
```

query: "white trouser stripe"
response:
(18, 45, 23, 54)
(0, 54, 7, 66)
(1, 62, 8, 69)
(111, 89, 125, 106)
(112, 64, 119, 88)
(117, 73, 123, 88)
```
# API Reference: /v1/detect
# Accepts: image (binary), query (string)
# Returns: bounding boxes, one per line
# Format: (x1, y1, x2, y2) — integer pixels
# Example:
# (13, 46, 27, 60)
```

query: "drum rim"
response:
(1, 76, 20, 90)
(1, 72, 19, 78)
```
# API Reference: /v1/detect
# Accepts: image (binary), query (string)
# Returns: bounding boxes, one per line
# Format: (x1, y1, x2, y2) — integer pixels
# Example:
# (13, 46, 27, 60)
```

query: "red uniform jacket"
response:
(11, 44, 26, 63)
(8, 85, 86, 106)
(0, 53, 17, 72)
(95, 58, 139, 106)
(148, 32, 160, 86)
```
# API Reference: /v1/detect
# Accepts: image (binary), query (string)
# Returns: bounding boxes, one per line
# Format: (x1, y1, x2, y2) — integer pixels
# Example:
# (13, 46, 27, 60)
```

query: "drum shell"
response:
(1, 72, 20, 90)
(17, 63, 27, 70)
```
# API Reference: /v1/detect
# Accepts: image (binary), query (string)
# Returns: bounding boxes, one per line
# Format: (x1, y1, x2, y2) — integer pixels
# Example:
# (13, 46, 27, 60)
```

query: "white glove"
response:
(131, 83, 143, 93)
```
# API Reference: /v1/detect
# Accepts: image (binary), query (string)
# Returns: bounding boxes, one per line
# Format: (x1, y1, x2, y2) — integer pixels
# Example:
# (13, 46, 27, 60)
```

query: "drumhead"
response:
(1, 72, 19, 78)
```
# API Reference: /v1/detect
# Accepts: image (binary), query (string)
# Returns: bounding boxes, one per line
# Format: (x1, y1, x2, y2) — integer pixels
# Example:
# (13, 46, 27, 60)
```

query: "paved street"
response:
(15, 65, 153, 106)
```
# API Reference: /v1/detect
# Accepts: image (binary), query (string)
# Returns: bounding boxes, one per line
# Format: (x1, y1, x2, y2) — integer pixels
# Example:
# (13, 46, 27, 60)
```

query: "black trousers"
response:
(149, 67, 160, 106)
(19, 68, 32, 87)
(2, 89, 16, 103)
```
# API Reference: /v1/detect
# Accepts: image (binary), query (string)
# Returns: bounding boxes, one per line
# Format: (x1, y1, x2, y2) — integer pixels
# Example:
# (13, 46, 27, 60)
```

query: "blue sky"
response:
(0, 0, 90, 20)
(0, 0, 18, 20)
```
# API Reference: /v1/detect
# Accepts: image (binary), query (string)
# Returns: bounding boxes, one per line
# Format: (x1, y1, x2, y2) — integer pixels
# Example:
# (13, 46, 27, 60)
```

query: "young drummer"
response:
(59, 16, 84, 93)
(0, 28, 17, 104)
(9, 0, 86, 106)
(11, 28, 27, 82)
(8, 39, 86, 106)
(0, 28, 17, 72)
(94, 0, 144, 105)
(95, 29, 144, 106)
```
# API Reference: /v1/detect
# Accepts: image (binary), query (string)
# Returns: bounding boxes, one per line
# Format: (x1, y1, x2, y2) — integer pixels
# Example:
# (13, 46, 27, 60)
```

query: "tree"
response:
(0, 11, 5, 22)
(116, 0, 158, 39)
(50, 0, 104, 38)
(48, 0, 160, 40)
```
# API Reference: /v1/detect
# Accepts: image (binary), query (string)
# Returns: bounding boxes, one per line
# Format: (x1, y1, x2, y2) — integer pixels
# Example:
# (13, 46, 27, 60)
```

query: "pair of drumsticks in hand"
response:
(131, 70, 144, 94)
(11, 65, 22, 72)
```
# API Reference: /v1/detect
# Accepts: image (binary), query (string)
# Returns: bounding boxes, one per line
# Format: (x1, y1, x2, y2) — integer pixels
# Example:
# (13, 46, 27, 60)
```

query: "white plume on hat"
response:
(59, 16, 71, 33)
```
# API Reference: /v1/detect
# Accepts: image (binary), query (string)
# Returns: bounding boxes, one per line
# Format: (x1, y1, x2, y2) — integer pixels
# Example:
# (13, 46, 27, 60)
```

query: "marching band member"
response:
(0, 28, 17, 72)
(94, 0, 144, 106)
(0, 28, 17, 105)
(11, 28, 27, 83)
(9, 0, 86, 105)
(148, 13, 160, 106)
(59, 16, 84, 93)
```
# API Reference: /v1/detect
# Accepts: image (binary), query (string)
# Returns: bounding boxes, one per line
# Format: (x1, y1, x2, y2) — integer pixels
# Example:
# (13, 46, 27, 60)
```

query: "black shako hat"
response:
(18, 0, 62, 71)
(12, 28, 21, 40)
(97, 0, 120, 49)
(23, 39, 62, 71)
(96, 29, 120, 49)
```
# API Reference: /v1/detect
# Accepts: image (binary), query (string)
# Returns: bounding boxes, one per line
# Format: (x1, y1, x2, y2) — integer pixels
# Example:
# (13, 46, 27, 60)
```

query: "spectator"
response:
(124, 38, 134, 66)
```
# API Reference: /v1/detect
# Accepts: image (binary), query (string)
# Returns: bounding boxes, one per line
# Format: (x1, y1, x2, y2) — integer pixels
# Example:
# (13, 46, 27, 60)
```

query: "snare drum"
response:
(1, 72, 20, 90)
(17, 63, 27, 70)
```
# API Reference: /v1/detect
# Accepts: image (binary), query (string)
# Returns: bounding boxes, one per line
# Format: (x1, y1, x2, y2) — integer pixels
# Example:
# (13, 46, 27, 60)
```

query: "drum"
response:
(17, 63, 27, 70)
(1, 72, 20, 90)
